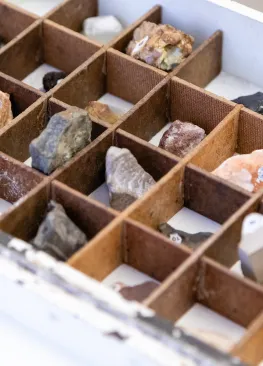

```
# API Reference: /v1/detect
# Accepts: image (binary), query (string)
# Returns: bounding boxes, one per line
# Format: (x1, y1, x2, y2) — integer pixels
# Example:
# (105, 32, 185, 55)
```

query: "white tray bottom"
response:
(0, 198, 12, 215)
(98, 93, 134, 115)
(7, 0, 64, 16)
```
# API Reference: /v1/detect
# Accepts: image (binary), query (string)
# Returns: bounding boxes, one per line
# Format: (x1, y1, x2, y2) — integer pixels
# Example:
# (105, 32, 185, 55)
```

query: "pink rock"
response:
(213, 150, 263, 193)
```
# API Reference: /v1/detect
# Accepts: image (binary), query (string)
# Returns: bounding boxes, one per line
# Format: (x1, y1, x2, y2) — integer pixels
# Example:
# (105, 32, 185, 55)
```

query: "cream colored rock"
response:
(86, 101, 120, 125)
(83, 15, 124, 44)
(213, 150, 263, 193)
(0, 91, 13, 129)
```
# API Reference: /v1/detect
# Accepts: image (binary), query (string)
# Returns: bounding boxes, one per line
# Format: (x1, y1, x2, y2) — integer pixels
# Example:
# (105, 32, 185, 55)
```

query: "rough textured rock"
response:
(106, 147, 156, 211)
(83, 15, 123, 44)
(239, 213, 263, 283)
(126, 21, 194, 71)
(43, 71, 67, 92)
(0, 91, 13, 129)
(232, 92, 263, 115)
(159, 223, 212, 250)
(86, 101, 119, 125)
(113, 281, 159, 302)
(30, 107, 92, 175)
(213, 150, 263, 193)
(32, 201, 87, 261)
(159, 120, 206, 157)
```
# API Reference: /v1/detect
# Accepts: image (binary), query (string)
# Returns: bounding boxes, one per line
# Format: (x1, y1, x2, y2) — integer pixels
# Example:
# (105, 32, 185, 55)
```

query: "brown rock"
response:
(117, 281, 159, 302)
(213, 150, 263, 193)
(159, 120, 206, 157)
(86, 101, 119, 125)
(0, 91, 13, 129)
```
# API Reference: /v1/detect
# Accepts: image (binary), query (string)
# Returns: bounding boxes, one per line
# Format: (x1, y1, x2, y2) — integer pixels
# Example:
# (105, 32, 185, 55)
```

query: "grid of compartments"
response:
(1, 1, 263, 365)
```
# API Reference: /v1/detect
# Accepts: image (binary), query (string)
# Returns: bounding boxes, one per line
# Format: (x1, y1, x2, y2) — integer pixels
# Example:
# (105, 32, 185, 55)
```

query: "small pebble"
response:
(0, 91, 13, 129)
(232, 92, 263, 115)
(116, 281, 159, 302)
(159, 120, 206, 157)
(86, 101, 120, 124)
(32, 201, 87, 261)
(43, 71, 67, 92)
(83, 15, 124, 44)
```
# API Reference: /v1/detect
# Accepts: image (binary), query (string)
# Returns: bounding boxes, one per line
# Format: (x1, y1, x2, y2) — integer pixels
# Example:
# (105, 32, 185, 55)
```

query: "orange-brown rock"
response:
(86, 101, 119, 125)
(0, 91, 13, 129)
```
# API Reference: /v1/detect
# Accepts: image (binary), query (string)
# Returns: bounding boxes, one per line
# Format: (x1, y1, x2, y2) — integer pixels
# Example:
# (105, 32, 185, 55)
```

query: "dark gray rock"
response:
(158, 223, 212, 250)
(32, 201, 87, 261)
(118, 281, 159, 302)
(232, 92, 263, 114)
(30, 107, 92, 175)
(43, 71, 67, 92)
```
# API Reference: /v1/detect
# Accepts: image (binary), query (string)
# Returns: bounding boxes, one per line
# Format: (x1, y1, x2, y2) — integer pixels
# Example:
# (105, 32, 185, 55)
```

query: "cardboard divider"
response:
(0, 1, 37, 50)
(0, 178, 115, 254)
(237, 108, 263, 154)
(0, 19, 100, 86)
(0, 97, 106, 172)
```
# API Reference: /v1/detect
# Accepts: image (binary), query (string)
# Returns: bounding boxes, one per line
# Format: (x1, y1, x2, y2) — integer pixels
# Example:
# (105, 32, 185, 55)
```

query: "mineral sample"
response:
(86, 101, 119, 125)
(213, 150, 263, 193)
(159, 120, 206, 157)
(43, 71, 67, 92)
(232, 92, 263, 115)
(32, 201, 87, 261)
(126, 21, 194, 71)
(30, 107, 92, 175)
(159, 223, 212, 250)
(83, 15, 124, 44)
(114, 281, 159, 302)
(239, 213, 263, 283)
(106, 147, 156, 211)
(0, 91, 13, 129)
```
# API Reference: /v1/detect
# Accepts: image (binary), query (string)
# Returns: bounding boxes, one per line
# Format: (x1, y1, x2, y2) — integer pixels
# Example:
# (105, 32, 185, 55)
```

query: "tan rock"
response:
(86, 101, 119, 125)
(126, 21, 194, 71)
(213, 150, 263, 193)
(0, 91, 13, 129)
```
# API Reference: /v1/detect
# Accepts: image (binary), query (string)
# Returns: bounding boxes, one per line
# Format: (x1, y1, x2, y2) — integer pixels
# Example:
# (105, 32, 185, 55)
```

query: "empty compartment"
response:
(52, 48, 166, 126)
(0, 20, 100, 92)
(0, 98, 106, 175)
(0, 152, 44, 216)
(69, 217, 190, 302)
(54, 129, 178, 212)
(7, 0, 66, 17)
(0, 179, 116, 258)
(0, 2, 36, 49)
(145, 257, 263, 353)
(119, 77, 235, 159)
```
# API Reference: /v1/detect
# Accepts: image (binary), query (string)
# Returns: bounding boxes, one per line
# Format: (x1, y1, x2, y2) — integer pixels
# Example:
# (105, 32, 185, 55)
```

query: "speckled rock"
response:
(86, 101, 119, 124)
(106, 147, 156, 211)
(159, 120, 206, 157)
(232, 92, 263, 115)
(43, 71, 67, 92)
(0, 91, 13, 129)
(32, 201, 87, 261)
(30, 107, 92, 175)
(213, 150, 263, 193)
(126, 21, 194, 71)
(159, 223, 212, 250)
(114, 281, 159, 302)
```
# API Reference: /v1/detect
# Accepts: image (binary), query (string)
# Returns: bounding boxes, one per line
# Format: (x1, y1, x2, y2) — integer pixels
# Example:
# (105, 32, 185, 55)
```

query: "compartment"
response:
(118, 76, 235, 160)
(69, 217, 190, 302)
(144, 256, 263, 353)
(52, 48, 166, 126)
(0, 179, 116, 255)
(0, 20, 100, 92)
(53, 129, 178, 211)
(0, 97, 107, 174)
(7, 0, 65, 17)
(0, 2, 37, 50)
(0, 152, 44, 216)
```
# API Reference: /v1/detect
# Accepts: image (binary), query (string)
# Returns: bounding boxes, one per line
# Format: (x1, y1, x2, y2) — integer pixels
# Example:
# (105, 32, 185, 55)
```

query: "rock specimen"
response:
(239, 213, 263, 283)
(0, 91, 13, 129)
(213, 150, 263, 193)
(159, 223, 212, 250)
(106, 147, 156, 211)
(159, 120, 206, 157)
(126, 21, 194, 71)
(232, 92, 263, 115)
(83, 15, 124, 44)
(113, 281, 159, 302)
(43, 71, 67, 92)
(86, 101, 119, 125)
(32, 201, 87, 261)
(30, 107, 92, 175)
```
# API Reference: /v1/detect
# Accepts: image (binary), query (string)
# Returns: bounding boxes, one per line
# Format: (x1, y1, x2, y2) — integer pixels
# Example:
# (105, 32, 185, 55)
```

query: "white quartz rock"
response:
(239, 213, 263, 282)
(83, 15, 124, 44)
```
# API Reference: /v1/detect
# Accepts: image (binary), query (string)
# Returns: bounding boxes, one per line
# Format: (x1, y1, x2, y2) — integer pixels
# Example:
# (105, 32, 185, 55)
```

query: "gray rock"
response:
(232, 92, 263, 115)
(118, 281, 159, 302)
(32, 201, 87, 261)
(106, 147, 156, 211)
(158, 223, 212, 250)
(30, 107, 92, 175)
